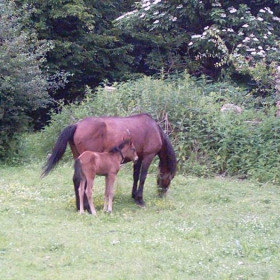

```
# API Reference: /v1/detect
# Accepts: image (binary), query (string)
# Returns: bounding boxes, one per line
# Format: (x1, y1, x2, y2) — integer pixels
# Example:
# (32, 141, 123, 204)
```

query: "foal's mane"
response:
(109, 139, 130, 154)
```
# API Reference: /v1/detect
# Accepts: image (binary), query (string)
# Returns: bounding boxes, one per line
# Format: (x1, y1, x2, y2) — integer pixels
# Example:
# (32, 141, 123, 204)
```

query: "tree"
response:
(13, 0, 136, 127)
(18, 2, 135, 95)
(0, 0, 61, 160)
(116, 0, 280, 95)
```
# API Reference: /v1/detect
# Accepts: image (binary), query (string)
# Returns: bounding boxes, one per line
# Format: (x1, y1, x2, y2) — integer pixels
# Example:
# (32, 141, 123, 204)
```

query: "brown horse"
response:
(74, 139, 138, 215)
(42, 113, 177, 211)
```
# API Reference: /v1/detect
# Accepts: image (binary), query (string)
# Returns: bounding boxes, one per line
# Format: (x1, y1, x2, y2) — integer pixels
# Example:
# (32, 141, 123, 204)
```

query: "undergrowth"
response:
(16, 73, 280, 184)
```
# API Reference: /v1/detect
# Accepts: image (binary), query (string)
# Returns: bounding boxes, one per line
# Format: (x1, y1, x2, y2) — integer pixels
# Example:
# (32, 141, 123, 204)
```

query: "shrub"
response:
(19, 74, 280, 184)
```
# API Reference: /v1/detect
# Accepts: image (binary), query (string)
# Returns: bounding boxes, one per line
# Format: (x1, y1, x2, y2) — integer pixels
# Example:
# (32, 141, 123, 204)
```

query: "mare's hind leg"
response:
(85, 178, 96, 215)
(135, 154, 155, 206)
(132, 158, 142, 199)
(73, 174, 91, 213)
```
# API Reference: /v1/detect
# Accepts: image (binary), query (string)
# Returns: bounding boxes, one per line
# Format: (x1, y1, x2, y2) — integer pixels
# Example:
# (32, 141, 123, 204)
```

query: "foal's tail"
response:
(73, 158, 85, 183)
(41, 124, 77, 177)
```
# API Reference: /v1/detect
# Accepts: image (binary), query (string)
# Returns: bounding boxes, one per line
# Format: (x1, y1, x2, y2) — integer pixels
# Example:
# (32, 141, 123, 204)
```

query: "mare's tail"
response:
(41, 124, 77, 177)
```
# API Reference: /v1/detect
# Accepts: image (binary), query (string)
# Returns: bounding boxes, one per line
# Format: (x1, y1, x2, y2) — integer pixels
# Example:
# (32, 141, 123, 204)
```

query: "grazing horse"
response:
(74, 139, 138, 215)
(42, 113, 177, 211)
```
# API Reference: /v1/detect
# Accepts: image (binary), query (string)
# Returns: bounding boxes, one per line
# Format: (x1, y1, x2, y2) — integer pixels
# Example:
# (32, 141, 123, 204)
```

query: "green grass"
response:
(0, 162, 280, 279)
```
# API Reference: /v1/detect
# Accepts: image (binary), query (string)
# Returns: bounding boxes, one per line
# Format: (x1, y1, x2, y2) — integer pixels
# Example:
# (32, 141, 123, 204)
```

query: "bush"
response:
(18, 74, 280, 184)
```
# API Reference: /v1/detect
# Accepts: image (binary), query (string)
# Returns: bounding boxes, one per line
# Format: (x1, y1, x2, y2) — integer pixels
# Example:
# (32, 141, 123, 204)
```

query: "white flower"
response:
(191, 35, 202, 39)
(176, 4, 183, 9)
(242, 24, 249, 28)
(153, 20, 159, 24)
(259, 9, 265, 13)
(273, 16, 280, 22)
(257, 51, 266, 57)
(265, 7, 273, 15)
(188, 42, 194, 46)
(257, 17, 264, 21)
(153, 0, 161, 4)
(229, 7, 237, 13)
(220, 13, 226, 18)
(115, 10, 137, 21)
(142, 1, 151, 8)
(204, 26, 210, 30)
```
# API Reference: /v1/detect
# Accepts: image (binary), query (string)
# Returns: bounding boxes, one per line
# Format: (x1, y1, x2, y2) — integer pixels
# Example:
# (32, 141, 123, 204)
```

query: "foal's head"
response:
(111, 139, 138, 163)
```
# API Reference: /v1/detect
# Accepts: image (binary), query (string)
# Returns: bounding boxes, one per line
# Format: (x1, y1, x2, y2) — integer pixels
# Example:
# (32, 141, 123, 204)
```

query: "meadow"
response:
(0, 162, 280, 279)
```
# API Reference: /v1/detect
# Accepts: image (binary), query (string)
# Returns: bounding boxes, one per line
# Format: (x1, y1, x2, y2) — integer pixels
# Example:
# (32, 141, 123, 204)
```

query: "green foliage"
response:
(189, 4, 280, 95)
(116, 1, 280, 95)
(0, 0, 53, 160)
(20, 74, 280, 184)
(17, 0, 136, 100)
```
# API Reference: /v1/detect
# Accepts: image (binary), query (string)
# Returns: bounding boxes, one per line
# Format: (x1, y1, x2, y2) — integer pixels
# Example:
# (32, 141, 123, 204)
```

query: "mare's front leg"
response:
(135, 154, 155, 206)
(132, 158, 142, 199)
(104, 174, 116, 213)
(85, 177, 97, 215)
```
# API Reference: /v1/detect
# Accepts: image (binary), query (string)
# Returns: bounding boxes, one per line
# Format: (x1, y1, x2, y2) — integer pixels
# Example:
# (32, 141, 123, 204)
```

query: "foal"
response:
(74, 139, 138, 215)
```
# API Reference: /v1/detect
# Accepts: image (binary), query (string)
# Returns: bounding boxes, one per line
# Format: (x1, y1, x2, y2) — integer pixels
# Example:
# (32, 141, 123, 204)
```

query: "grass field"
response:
(0, 162, 280, 279)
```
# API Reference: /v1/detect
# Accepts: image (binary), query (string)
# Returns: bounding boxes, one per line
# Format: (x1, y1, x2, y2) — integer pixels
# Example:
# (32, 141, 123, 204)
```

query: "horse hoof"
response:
(135, 199, 145, 207)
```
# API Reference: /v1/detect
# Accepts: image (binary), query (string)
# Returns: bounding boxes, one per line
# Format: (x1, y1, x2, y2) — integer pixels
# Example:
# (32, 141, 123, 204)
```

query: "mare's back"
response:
(74, 114, 162, 156)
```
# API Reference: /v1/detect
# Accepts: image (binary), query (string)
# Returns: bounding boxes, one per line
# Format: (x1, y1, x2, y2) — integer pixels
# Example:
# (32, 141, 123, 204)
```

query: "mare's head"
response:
(157, 172, 174, 196)
(156, 133, 177, 196)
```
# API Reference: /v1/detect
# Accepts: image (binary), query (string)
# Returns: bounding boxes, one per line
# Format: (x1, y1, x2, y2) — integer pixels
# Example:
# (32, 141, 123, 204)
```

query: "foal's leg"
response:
(104, 174, 116, 213)
(78, 180, 86, 214)
(85, 177, 96, 215)
(104, 177, 109, 212)
(73, 174, 91, 213)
